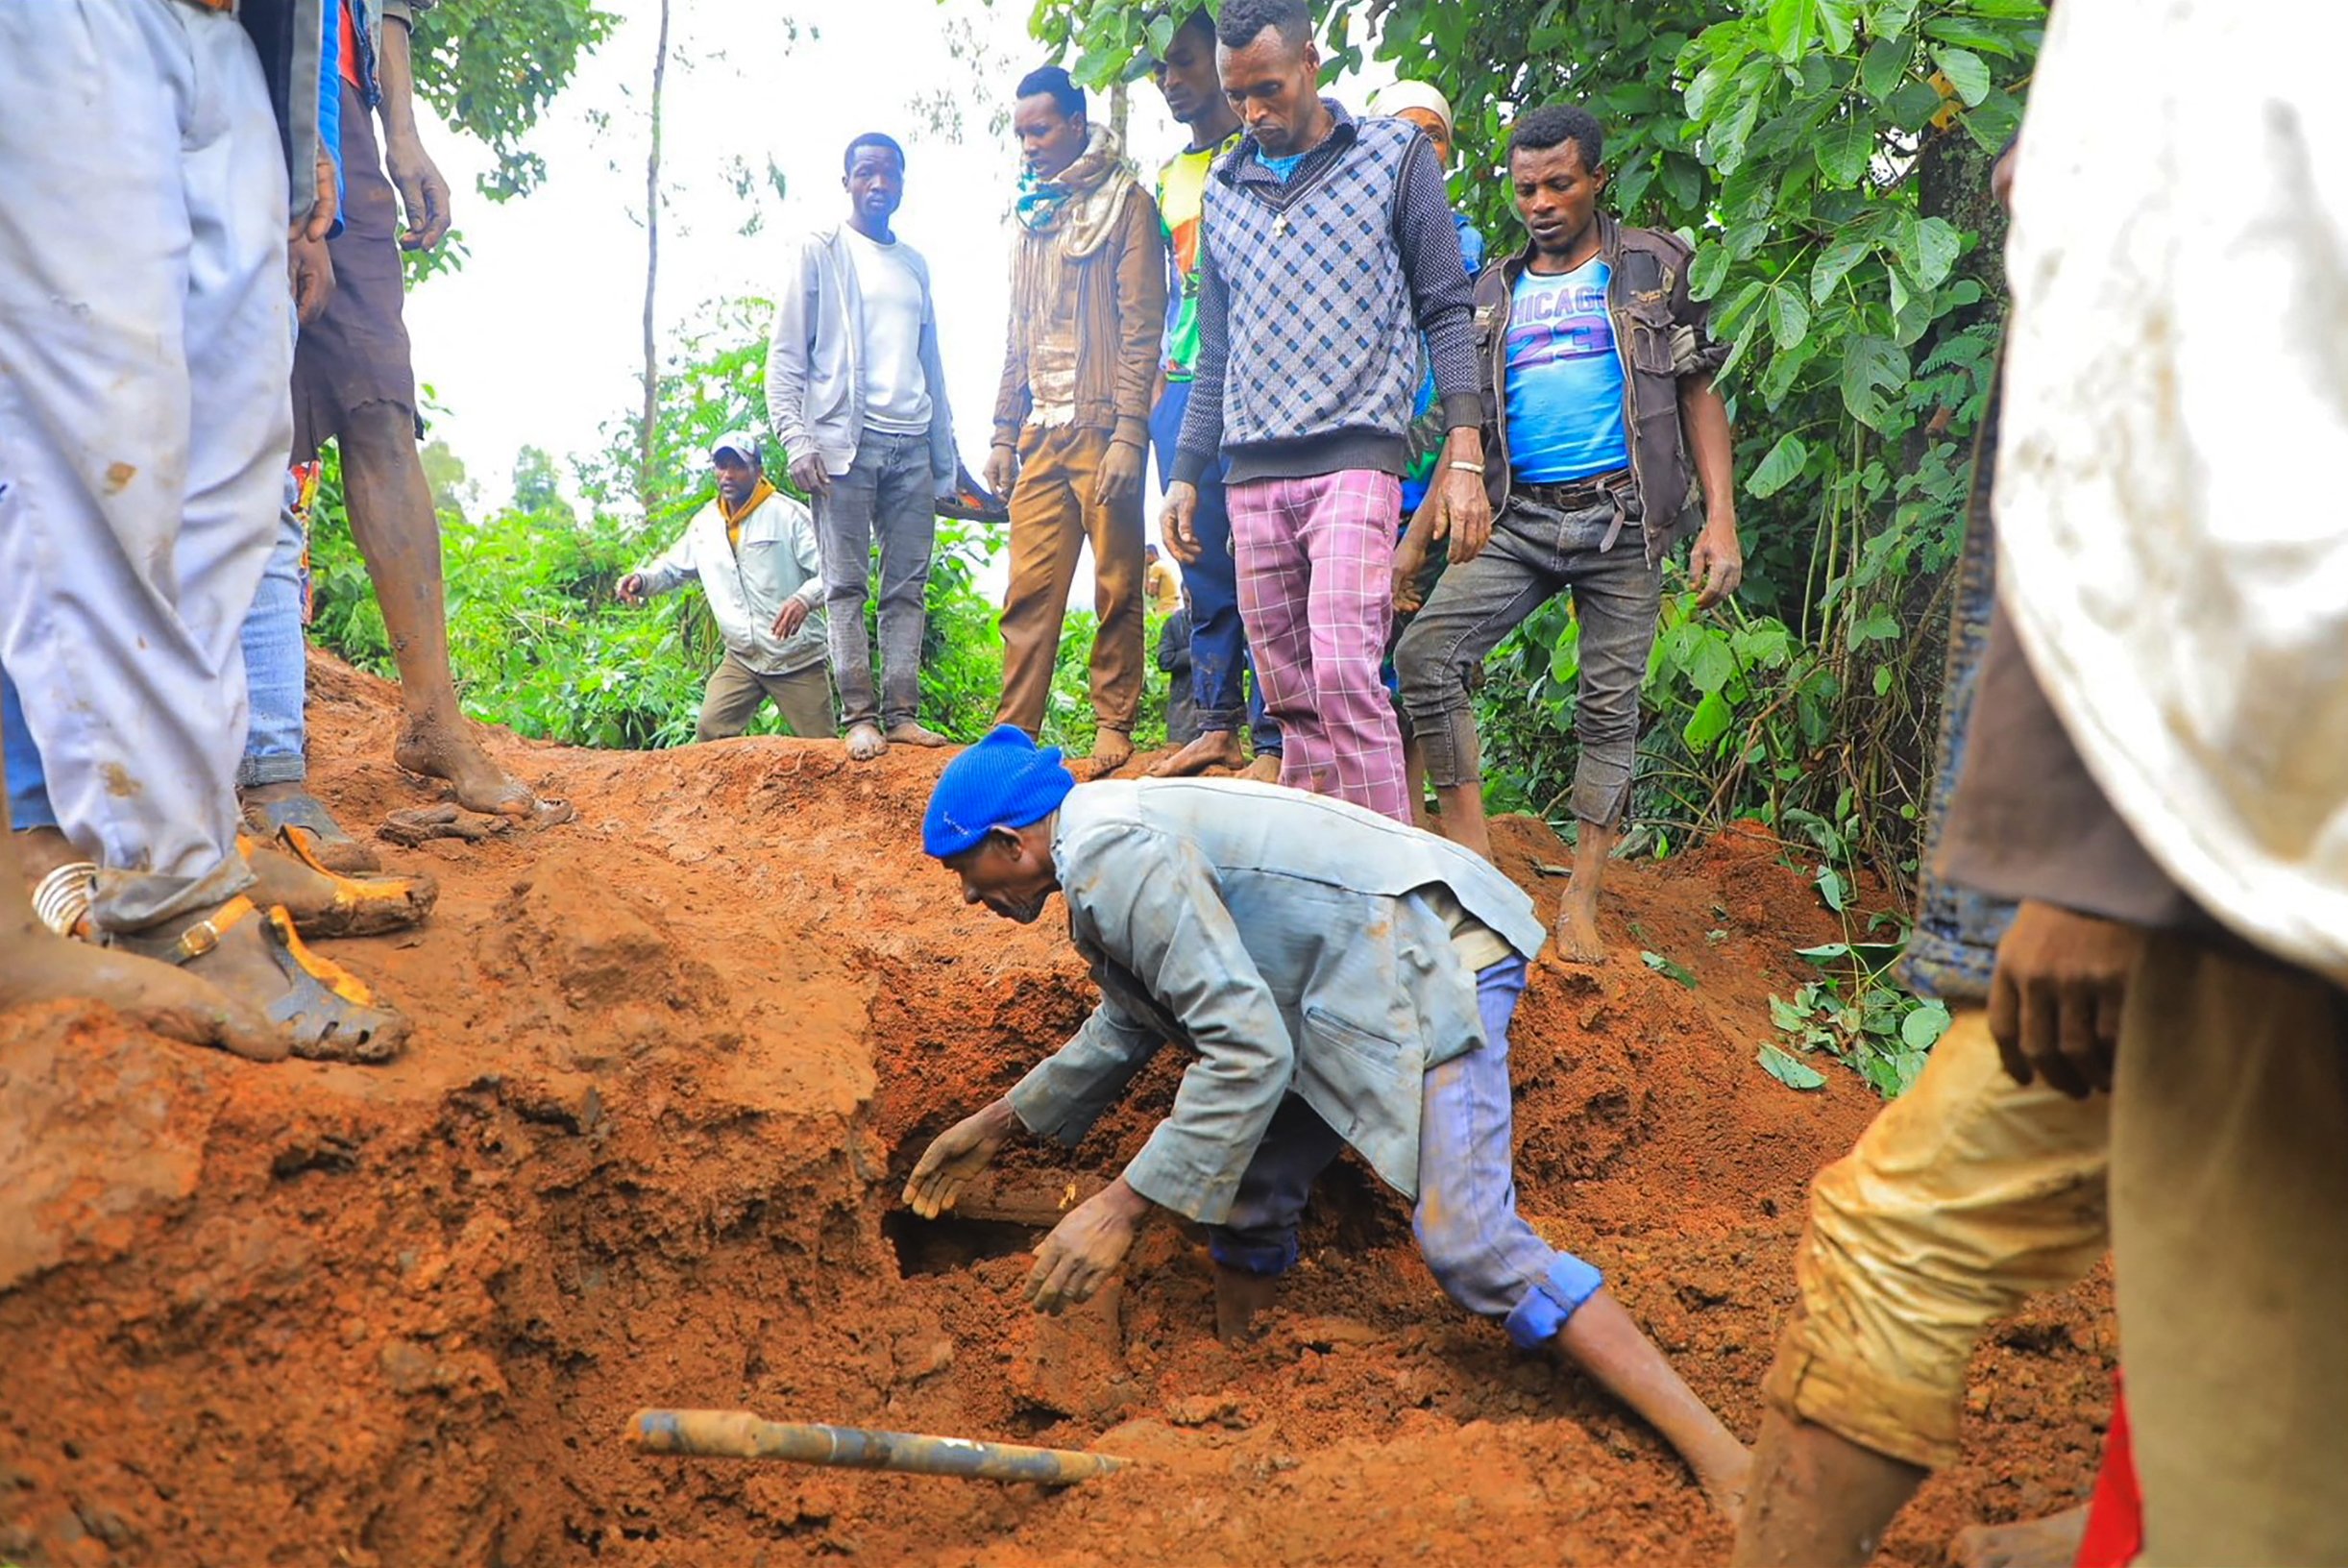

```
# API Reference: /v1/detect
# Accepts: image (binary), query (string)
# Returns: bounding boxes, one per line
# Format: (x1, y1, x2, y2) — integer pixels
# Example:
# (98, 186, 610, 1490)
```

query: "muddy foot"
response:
(845, 723, 890, 763)
(1239, 753, 1283, 785)
(1947, 1506, 2091, 1568)
(244, 838, 437, 940)
(0, 923, 284, 1061)
(886, 722, 951, 748)
(1090, 731, 1135, 774)
(394, 714, 570, 825)
(1213, 1263, 1280, 1344)
(1148, 729, 1245, 778)
(1550, 899, 1609, 966)
(175, 900, 409, 1062)
(1693, 1442, 1754, 1527)
(240, 782, 383, 874)
(379, 804, 510, 848)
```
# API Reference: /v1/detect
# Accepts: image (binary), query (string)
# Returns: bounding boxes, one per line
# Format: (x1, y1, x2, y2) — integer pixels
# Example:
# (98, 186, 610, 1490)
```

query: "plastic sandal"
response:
(237, 832, 437, 939)
(242, 791, 380, 875)
(108, 895, 410, 1064)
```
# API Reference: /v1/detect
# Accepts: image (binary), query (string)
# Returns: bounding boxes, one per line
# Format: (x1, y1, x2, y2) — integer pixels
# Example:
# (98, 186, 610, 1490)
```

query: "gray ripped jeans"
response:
(1393, 492, 1662, 826)
(815, 429, 937, 732)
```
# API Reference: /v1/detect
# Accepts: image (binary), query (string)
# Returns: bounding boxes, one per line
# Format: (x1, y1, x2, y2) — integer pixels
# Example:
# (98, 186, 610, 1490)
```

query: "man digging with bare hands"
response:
(1394, 106, 1741, 965)
(901, 726, 1751, 1520)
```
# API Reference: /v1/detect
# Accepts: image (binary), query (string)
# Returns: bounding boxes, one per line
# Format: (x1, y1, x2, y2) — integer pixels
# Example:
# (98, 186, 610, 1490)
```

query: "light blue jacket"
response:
(1006, 780, 1547, 1224)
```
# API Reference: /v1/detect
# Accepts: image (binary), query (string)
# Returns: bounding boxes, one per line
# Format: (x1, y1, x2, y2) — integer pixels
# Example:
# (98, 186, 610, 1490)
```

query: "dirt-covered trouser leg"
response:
(0, 0, 283, 931)
(1415, 957, 1603, 1343)
(1762, 1007, 2109, 1471)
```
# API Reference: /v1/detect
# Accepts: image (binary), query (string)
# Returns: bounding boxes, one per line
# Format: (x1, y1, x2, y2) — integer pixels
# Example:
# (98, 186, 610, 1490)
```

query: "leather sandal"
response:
(109, 895, 410, 1064)
(239, 831, 437, 940)
(242, 791, 380, 875)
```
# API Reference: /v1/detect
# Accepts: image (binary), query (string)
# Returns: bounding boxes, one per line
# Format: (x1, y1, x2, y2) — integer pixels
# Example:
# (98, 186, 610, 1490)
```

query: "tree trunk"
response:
(638, 0, 672, 517)
(1109, 78, 1128, 146)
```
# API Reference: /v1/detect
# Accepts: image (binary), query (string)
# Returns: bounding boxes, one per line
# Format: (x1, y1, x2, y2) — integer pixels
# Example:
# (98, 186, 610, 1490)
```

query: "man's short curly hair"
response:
(1508, 104, 1605, 172)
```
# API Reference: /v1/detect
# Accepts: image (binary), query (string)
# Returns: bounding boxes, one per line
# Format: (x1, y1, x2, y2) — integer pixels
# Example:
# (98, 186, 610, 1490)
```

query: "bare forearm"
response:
(376, 15, 423, 145)
(1682, 377, 1735, 519)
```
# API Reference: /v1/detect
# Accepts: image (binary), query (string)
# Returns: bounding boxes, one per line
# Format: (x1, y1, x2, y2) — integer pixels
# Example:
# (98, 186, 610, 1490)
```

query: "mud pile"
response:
(0, 655, 2113, 1567)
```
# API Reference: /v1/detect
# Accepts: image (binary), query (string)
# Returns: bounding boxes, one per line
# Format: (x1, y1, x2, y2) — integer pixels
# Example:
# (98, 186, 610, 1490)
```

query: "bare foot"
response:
(845, 723, 890, 763)
(1947, 1507, 2091, 1568)
(1695, 1442, 1753, 1526)
(1148, 729, 1245, 778)
(886, 722, 951, 748)
(394, 713, 571, 825)
(1213, 1263, 1280, 1343)
(243, 838, 437, 939)
(1239, 753, 1283, 785)
(1091, 730, 1135, 773)
(0, 923, 284, 1061)
(1551, 894, 1609, 966)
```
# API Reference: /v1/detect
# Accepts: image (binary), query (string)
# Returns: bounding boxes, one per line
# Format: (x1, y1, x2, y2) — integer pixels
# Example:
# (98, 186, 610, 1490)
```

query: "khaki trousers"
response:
(2114, 934, 2348, 1567)
(695, 654, 834, 742)
(995, 423, 1144, 737)
(1764, 1007, 2110, 1469)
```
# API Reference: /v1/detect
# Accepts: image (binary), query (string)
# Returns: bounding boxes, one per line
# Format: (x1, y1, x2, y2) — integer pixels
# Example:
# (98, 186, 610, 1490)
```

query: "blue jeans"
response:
(1151, 380, 1279, 754)
(237, 476, 309, 787)
(2, 669, 57, 831)
(1205, 955, 1605, 1348)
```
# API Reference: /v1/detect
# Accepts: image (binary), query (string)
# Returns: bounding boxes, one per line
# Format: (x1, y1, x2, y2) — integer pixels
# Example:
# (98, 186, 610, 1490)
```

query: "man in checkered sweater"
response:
(1161, 0, 1488, 825)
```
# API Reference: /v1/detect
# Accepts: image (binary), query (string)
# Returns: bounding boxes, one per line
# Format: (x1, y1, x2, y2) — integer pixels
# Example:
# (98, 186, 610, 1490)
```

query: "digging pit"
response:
(0, 656, 2115, 1567)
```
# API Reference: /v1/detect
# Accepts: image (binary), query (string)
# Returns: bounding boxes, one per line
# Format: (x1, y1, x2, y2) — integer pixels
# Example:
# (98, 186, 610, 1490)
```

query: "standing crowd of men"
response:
(6, 1, 2338, 1564)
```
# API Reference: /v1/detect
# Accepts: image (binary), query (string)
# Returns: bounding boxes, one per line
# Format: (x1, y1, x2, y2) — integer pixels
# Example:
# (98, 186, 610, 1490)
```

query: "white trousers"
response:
(0, 0, 290, 930)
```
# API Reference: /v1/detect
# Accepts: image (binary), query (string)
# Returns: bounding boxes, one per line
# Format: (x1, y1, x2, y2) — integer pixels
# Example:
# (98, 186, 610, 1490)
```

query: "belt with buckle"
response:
(1516, 469, 1637, 552)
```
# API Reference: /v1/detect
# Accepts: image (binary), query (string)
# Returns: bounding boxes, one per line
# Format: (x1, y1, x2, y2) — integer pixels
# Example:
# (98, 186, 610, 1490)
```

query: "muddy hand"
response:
(903, 1098, 1016, 1218)
(1025, 1181, 1147, 1313)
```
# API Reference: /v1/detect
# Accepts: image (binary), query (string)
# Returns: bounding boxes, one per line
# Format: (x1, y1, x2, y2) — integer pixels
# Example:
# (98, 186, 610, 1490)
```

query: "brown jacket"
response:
(991, 185, 1166, 453)
(1474, 213, 1724, 565)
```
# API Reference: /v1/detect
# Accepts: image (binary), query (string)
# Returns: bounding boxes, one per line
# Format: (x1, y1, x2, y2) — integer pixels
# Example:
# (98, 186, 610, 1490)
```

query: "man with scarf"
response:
(985, 66, 1167, 774)
(619, 434, 833, 743)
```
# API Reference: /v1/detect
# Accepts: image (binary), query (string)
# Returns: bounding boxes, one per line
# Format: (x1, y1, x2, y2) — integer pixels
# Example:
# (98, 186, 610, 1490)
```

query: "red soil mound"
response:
(0, 655, 2112, 1566)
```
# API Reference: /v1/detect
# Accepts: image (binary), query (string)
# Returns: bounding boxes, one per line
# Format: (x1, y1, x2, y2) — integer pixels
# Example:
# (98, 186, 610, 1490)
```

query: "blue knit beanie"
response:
(923, 725, 1077, 859)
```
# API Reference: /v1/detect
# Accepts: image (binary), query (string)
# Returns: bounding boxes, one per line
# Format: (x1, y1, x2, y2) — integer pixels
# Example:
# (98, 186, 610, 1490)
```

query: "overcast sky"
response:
(404, 0, 1406, 523)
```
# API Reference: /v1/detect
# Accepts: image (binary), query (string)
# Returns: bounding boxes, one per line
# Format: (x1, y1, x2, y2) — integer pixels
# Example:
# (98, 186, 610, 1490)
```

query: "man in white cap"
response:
(619, 433, 835, 743)
(1372, 81, 1486, 277)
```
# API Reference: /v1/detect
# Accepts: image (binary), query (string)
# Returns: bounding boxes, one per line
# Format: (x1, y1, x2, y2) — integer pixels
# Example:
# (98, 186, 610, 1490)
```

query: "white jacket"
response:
(764, 223, 961, 483)
(634, 490, 827, 676)
(1997, 0, 2348, 986)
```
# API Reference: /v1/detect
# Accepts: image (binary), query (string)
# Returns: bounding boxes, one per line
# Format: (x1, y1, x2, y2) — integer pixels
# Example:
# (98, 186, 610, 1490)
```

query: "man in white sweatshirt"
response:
(766, 132, 966, 764)
(620, 433, 834, 743)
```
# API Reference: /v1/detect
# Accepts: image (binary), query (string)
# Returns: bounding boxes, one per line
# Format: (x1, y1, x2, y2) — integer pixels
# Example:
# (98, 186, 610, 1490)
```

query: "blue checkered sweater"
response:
(1172, 103, 1482, 488)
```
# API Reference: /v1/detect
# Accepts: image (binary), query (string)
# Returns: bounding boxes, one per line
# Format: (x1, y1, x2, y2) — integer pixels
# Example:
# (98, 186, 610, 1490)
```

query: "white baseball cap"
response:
(710, 429, 762, 465)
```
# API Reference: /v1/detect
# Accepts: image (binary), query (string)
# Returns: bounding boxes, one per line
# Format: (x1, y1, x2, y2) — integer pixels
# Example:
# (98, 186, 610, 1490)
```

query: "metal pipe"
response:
(628, 1409, 1128, 1484)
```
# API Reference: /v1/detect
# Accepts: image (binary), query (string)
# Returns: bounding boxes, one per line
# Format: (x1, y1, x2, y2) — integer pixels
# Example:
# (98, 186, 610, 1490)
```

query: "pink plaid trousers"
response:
(1226, 470, 1410, 822)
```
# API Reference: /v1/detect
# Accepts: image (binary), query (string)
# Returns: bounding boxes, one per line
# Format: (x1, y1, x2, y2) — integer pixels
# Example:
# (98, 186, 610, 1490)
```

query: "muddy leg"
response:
(0, 796, 282, 1059)
(1946, 1506, 2091, 1568)
(1730, 1408, 1925, 1566)
(339, 401, 550, 821)
(1550, 817, 1615, 966)
(1148, 728, 1246, 778)
(1555, 1290, 1752, 1522)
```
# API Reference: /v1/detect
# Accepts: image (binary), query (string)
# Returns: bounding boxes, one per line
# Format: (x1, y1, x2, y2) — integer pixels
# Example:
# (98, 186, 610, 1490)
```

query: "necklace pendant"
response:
(1273, 213, 1288, 235)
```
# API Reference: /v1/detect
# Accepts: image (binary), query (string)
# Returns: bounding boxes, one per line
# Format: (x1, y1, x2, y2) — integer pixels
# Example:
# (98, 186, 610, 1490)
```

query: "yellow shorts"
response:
(1763, 1006, 2109, 1469)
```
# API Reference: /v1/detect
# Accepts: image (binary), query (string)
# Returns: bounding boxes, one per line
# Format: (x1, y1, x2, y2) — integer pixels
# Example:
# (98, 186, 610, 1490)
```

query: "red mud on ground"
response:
(0, 656, 2113, 1567)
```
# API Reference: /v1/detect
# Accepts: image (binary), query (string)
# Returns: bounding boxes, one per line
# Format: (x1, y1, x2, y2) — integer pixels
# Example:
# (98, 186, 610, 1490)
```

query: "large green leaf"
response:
(1758, 1042, 1828, 1090)
(1683, 688, 1735, 750)
(1816, 116, 1874, 185)
(1810, 230, 1873, 303)
(1858, 34, 1910, 101)
(1690, 238, 1734, 301)
(1748, 431, 1809, 498)
(1930, 45, 1992, 106)
(1765, 0, 1813, 61)
(1840, 333, 1908, 430)
(1765, 283, 1813, 351)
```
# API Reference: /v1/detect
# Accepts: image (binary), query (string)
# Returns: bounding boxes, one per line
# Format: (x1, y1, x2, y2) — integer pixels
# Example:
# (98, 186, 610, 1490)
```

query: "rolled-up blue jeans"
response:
(236, 473, 309, 788)
(2, 669, 58, 831)
(1205, 954, 1605, 1348)
(1150, 380, 1279, 754)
